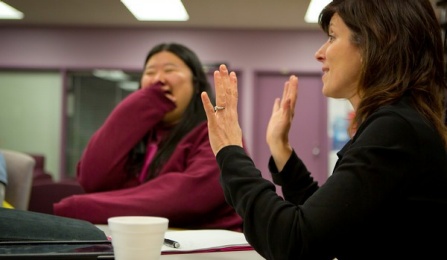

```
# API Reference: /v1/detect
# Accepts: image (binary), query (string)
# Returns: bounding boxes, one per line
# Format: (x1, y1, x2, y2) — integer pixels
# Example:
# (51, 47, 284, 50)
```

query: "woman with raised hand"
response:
(201, 0, 447, 258)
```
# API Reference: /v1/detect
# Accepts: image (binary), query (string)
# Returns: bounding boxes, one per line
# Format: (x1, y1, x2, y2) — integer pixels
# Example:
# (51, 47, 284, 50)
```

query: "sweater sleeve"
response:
(269, 150, 319, 205)
(76, 85, 175, 192)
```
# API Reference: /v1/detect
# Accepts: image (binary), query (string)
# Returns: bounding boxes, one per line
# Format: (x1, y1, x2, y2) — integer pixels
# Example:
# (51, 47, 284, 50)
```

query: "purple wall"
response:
(0, 27, 326, 71)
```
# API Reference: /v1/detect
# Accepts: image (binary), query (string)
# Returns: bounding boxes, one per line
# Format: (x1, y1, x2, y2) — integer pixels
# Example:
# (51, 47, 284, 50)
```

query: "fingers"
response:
(214, 64, 238, 110)
(201, 92, 215, 119)
(271, 97, 280, 115)
(204, 64, 242, 155)
(214, 70, 223, 107)
(280, 80, 289, 108)
(228, 71, 238, 112)
(214, 64, 228, 108)
(288, 75, 298, 112)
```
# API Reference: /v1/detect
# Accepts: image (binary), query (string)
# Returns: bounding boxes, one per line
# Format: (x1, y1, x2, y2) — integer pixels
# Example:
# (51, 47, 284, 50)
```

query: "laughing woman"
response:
(54, 43, 242, 231)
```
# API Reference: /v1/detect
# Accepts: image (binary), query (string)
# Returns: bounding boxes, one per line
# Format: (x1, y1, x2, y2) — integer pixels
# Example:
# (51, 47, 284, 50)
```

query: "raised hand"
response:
(266, 75, 298, 171)
(201, 64, 243, 155)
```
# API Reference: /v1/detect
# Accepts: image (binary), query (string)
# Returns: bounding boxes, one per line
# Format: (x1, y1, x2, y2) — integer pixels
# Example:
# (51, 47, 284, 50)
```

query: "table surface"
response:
(95, 225, 265, 260)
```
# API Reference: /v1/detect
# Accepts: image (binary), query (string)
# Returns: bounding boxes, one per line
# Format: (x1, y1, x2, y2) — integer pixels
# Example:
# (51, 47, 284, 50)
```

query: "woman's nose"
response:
(314, 44, 326, 62)
(153, 71, 163, 81)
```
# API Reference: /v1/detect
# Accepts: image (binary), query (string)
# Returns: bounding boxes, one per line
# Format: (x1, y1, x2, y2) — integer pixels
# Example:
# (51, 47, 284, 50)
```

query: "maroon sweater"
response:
(53, 86, 242, 231)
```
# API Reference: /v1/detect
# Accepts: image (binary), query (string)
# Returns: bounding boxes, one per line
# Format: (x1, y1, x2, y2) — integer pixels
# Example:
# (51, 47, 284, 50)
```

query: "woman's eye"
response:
(328, 35, 335, 43)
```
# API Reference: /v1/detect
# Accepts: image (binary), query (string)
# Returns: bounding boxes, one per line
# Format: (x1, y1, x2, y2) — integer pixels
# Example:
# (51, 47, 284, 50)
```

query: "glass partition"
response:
(65, 70, 140, 177)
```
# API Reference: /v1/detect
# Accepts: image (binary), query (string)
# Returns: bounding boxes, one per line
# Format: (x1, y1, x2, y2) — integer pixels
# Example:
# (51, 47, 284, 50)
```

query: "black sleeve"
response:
(268, 150, 319, 205)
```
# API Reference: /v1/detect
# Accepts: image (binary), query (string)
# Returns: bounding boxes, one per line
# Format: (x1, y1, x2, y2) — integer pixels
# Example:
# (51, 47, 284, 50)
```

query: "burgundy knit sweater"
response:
(54, 86, 242, 231)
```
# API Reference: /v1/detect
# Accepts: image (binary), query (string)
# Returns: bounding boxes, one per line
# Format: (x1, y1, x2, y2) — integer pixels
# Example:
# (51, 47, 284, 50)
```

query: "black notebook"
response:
(0, 240, 114, 259)
(0, 208, 113, 259)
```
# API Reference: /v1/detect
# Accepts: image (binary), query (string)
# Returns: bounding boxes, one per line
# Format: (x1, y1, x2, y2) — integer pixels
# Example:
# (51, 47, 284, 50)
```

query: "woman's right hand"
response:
(201, 64, 243, 156)
(266, 75, 298, 171)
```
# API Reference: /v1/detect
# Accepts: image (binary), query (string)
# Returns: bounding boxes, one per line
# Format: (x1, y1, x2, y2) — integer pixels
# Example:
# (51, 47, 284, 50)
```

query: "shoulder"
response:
(354, 97, 441, 150)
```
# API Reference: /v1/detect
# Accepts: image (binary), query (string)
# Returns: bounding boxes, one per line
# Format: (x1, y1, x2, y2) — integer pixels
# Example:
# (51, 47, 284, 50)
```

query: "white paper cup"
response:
(108, 216, 169, 260)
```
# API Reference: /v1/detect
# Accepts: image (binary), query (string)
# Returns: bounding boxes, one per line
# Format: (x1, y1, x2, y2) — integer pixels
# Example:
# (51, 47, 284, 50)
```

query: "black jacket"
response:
(217, 96, 447, 260)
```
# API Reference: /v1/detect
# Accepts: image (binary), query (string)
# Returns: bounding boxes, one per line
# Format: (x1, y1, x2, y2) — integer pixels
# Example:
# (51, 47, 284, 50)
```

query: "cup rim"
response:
(108, 216, 169, 225)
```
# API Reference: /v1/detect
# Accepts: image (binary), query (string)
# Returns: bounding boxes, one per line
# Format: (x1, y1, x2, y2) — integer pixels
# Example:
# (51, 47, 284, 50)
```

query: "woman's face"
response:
(141, 51, 194, 125)
(315, 13, 362, 109)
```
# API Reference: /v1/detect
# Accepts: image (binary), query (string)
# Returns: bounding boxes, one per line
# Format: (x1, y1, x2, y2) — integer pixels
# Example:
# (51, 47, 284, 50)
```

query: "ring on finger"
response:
(214, 106, 225, 112)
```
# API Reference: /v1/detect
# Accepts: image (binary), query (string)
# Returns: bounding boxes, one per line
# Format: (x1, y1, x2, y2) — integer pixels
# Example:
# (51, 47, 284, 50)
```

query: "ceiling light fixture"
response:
(93, 69, 130, 81)
(0, 1, 23, 19)
(304, 0, 332, 23)
(121, 0, 189, 21)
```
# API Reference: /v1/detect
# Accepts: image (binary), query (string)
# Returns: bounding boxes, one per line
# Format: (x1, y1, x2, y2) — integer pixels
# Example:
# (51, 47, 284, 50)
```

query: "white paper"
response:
(162, 229, 250, 252)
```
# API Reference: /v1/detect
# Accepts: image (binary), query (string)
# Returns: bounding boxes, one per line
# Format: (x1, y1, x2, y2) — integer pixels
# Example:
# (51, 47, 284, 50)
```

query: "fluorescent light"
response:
(0, 1, 23, 19)
(93, 70, 130, 81)
(305, 0, 332, 23)
(118, 81, 139, 91)
(121, 0, 189, 21)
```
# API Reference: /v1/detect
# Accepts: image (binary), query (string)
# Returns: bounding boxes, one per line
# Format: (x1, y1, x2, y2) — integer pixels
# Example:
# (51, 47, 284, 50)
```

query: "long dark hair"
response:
(319, 0, 447, 146)
(128, 43, 214, 181)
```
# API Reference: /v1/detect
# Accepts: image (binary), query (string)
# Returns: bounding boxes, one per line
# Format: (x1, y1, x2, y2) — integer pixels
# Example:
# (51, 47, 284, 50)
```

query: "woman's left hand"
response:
(266, 75, 298, 171)
(201, 64, 243, 155)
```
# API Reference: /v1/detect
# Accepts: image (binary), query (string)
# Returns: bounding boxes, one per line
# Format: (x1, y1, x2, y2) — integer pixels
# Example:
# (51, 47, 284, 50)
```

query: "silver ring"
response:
(214, 105, 225, 112)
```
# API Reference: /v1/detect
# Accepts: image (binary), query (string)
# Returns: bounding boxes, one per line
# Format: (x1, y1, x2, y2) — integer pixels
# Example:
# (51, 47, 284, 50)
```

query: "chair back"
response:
(0, 149, 35, 210)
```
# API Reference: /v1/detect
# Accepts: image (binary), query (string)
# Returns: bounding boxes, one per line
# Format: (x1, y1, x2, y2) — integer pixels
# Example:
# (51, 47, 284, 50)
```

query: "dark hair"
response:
(319, 0, 447, 146)
(128, 43, 214, 180)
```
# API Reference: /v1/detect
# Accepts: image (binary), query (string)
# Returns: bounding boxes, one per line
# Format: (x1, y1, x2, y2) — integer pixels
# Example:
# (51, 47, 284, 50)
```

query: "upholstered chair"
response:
(0, 149, 35, 210)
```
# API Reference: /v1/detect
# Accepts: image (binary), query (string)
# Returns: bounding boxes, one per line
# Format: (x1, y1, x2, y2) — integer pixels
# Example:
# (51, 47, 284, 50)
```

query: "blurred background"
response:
(0, 0, 444, 189)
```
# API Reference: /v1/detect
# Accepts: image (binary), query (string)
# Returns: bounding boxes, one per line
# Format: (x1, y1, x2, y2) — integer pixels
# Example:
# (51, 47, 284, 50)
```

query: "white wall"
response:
(327, 99, 354, 175)
(0, 71, 62, 180)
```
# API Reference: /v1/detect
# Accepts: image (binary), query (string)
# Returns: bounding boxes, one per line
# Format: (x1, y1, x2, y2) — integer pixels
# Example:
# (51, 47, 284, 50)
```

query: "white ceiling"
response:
(0, 0, 442, 30)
